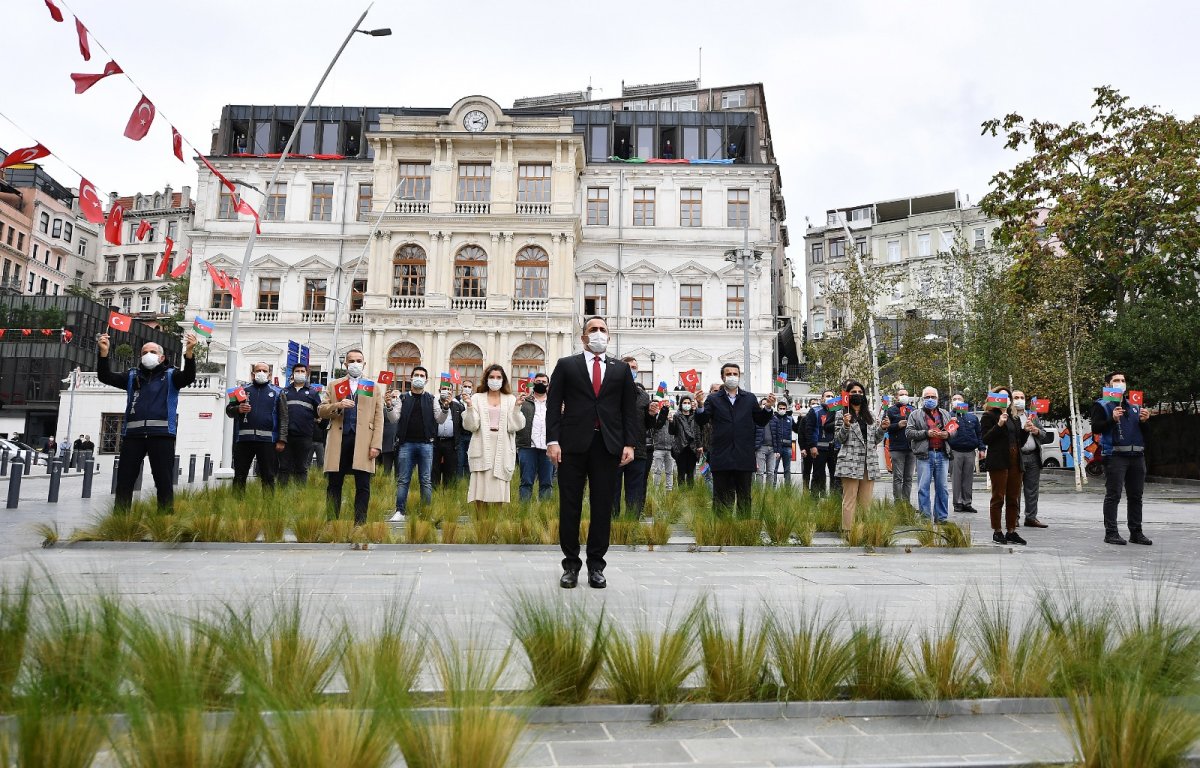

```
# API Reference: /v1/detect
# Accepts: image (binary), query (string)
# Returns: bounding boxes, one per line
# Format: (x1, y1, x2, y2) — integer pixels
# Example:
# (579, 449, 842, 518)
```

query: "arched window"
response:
(39, 212, 49, 233)
(454, 245, 487, 298)
(392, 244, 426, 296)
(387, 341, 421, 393)
(510, 343, 545, 382)
(449, 342, 484, 389)
(514, 246, 549, 299)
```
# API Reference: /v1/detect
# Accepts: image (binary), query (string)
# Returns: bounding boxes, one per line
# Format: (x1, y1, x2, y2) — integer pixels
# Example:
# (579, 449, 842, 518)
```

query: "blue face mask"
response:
(923, 398, 938, 410)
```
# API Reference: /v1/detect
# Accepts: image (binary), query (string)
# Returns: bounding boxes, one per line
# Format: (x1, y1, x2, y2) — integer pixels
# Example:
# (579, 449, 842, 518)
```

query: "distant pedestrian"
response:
(1013, 390, 1054, 529)
(670, 394, 700, 486)
(947, 392, 984, 515)
(648, 399, 676, 492)
(319, 349, 385, 525)
(906, 387, 951, 524)
(884, 388, 916, 506)
(802, 390, 842, 496)
(462, 364, 525, 511)
(226, 361, 286, 493)
(980, 386, 1028, 546)
(1090, 371, 1152, 546)
(517, 372, 554, 501)
(694, 363, 775, 516)
(754, 399, 774, 486)
(769, 398, 795, 486)
(279, 363, 323, 486)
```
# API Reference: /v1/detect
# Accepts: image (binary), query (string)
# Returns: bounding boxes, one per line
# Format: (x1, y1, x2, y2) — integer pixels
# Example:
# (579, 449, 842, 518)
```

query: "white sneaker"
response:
(388, 511, 406, 523)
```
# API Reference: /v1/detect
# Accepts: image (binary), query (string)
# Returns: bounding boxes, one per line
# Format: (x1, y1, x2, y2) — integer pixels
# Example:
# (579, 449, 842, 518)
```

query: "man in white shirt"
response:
(516, 371, 554, 501)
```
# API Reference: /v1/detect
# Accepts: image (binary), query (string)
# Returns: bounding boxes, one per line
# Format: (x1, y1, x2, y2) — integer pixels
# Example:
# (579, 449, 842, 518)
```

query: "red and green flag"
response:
(825, 395, 843, 412)
(357, 379, 376, 397)
(1101, 387, 1123, 403)
(656, 381, 668, 398)
(952, 401, 969, 413)
(1032, 397, 1050, 414)
(985, 392, 1010, 409)
(775, 371, 787, 390)
(192, 315, 213, 339)
(226, 386, 247, 403)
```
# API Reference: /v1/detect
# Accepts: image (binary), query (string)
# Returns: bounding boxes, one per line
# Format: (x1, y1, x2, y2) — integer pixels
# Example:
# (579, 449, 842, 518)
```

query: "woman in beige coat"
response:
(462, 364, 526, 510)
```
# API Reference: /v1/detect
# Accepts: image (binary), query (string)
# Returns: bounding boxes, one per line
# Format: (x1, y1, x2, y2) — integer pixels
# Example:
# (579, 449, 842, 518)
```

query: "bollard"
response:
(173, 455, 181, 486)
(82, 458, 95, 499)
(45, 455, 53, 475)
(24, 450, 32, 468)
(1, 449, 8, 477)
(188, 455, 196, 484)
(48, 460, 62, 503)
(111, 457, 120, 494)
(6, 458, 23, 509)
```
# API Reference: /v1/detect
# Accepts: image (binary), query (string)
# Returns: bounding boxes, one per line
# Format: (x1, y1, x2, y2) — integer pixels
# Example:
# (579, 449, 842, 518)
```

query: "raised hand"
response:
(98, 333, 110, 356)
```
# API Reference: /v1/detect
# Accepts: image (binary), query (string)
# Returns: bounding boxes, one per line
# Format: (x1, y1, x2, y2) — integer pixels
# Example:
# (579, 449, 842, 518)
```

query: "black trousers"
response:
(676, 448, 698, 487)
(1103, 454, 1146, 535)
(232, 440, 277, 492)
(558, 431, 619, 573)
(801, 451, 813, 488)
(114, 434, 176, 513)
(326, 438, 372, 525)
(432, 438, 458, 486)
(278, 435, 313, 485)
(611, 457, 647, 518)
(712, 469, 753, 516)
(809, 449, 841, 495)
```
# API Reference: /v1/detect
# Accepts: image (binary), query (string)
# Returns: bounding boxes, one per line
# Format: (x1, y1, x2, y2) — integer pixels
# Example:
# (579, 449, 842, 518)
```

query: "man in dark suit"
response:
(695, 362, 776, 516)
(547, 317, 639, 589)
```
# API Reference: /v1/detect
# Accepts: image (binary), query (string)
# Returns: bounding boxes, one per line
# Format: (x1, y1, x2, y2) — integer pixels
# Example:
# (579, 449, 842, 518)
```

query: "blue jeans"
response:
(519, 447, 554, 501)
(395, 441, 433, 514)
(916, 451, 949, 523)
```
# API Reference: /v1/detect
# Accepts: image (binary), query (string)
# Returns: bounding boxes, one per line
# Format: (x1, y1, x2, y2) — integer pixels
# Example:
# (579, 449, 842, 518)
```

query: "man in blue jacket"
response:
(279, 363, 323, 485)
(802, 390, 842, 496)
(97, 331, 198, 513)
(1090, 371, 1152, 546)
(768, 399, 795, 486)
(226, 361, 288, 493)
(885, 388, 915, 505)
(695, 363, 775, 515)
(947, 392, 983, 514)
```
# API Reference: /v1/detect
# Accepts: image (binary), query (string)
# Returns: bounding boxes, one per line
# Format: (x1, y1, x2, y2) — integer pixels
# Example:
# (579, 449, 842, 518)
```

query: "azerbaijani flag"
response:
(1102, 387, 1123, 403)
(775, 371, 787, 389)
(310, 383, 323, 392)
(881, 394, 891, 407)
(952, 401, 969, 413)
(357, 379, 376, 397)
(985, 392, 1010, 409)
(226, 386, 247, 403)
(192, 315, 213, 339)
(440, 372, 452, 385)
(656, 381, 668, 398)
(825, 395, 843, 412)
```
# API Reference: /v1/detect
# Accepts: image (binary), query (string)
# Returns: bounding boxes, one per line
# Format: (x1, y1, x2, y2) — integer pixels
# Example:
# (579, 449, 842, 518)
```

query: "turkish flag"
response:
(0, 330, 6, 339)
(450, 369, 462, 386)
(77, 177, 105, 224)
(333, 379, 352, 401)
(1034, 398, 1051, 414)
(171, 126, 184, 162)
(156, 237, 174, 277)
(0, 143, 51, 170)
(170, 253, 190, 279)
(104, 203, 124, 245)
(234, 194, 261, 234)
(198, 154, 237, 193)
(21, 329, 31, 336)
(71, 60, 122, 94)
(227, 277, 243, 308)
(135, 219, 150, 241)
(123, 95, 156, 141)
(40, 329, 52, 336)
(44, 0, 64, 22)
(680, 369, 700, 393)
(206, 263, 227, 288)
(378, 371, 395, 385)
(517, 377, 530, 395)
(62, 330, 73, 344)
(75, 17, 90, 60)
(1127, 390, 1145, 407)
(107, 311, 132, 332)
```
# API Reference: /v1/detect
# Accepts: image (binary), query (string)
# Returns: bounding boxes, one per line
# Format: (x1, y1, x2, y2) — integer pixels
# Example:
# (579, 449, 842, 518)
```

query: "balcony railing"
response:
(347, 312, 364, 325)
(301, 310, 328, 324)
(725, 317, 745, 330)
(450, 297, 486, 311)
(629, 316, 657, 330)
(679, 317, 703, 330)
(511, 297, 548, 312)
(454, 201, 491, 215)
(253, 309, 279, 323)
(71, 372, 219, 390)
(393, 200, 430, 214)
(515, 202, 552, 216)
(208, 309, 232, 321)
(390, 296, 425, 310)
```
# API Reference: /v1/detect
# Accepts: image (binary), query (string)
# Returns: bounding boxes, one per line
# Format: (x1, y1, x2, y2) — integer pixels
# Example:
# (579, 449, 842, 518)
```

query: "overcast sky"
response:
(5, 0, 1199, 234)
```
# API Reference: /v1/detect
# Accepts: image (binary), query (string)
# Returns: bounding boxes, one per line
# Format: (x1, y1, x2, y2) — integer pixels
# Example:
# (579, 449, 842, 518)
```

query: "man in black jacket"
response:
(279, 363, 323, 485)
(384, 366, 448, 521)
(547, 317, 638, 589)
(97, 330, 198, 513)
(612, 355, 656, 518)
(695, 363, 775, 516)
(516, 371, 554, 501)
(801, 389, 842, 496)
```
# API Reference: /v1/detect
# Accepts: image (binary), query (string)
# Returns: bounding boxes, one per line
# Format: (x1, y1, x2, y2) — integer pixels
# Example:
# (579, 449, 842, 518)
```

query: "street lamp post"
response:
(724, 219, 762, 389)
(218, 8, 389, 469)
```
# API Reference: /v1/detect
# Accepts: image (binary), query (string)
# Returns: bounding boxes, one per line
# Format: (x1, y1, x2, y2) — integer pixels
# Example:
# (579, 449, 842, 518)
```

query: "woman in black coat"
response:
(979, 386, 1027, 546)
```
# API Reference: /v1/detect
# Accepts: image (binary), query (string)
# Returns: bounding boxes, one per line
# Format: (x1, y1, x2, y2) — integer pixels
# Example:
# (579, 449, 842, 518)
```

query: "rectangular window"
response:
(320, 121, 339, 155)
(105, 258, 117, 282)
(166, 220, 177, 240)
(263, 183, 287, 221)
(633, 188, 655, 226)
(811, 315, 825, 337)
(124, 257, 136, 281)
(636, 127, 653, 160)
(310, 182, 334, 221)
(631, 283, 654, 317)
(727, 189, 749, 227)
(143, 257, 155, 281)
(887, 240, 901, 262)
(679, 284, 702, 317)
(100, 412, 125, 454)
(583, 283, 607, 317)
(17, 233, 25, 251)
(517, 164, 551, 202)
(679, 188, 702, 227)
(211, 287, 232, 309)
(586, 187, 609, 225)
(398, 162, 431, 200)
(297, 122, 317, 154)
(829, 239, 846, 260)
(357, 183, 373, 221)
(588, 125, 609, 162)
(140, 293, 151, 313)
(51, 219, 62, 238)
(218, 189, 237, 219)
(456, 164, 492, 201)
(350, 279, 367, 311)
(682, 127, 700, 159)
(973, 227, 986, 249)
(721, 90, 746, 109)
(63, 222, 73, 242)
(917, 233, 932, 257)
(304, 278, 327, 310)
(75, 237, 83, 255)
(672, 95, 699, 111)
(855, 236, 867, 257)
(849, 206, 871, 222)
(726, 284, 745, 317)
(159, 295, 170, 314)
(258, 277, 280, 310)
(119, 291, 130, 311)
(811, 243, 823, 264)
(940, 230, 955, 253)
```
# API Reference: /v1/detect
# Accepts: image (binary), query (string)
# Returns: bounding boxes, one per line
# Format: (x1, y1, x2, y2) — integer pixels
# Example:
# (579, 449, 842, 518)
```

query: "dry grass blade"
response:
(848, 620, 915, 700)
(0, 573, 32, 707)
(1066, 672, 1200, 768)
(770, 604, 853, 702)
(699, 604, 772, 701)
(910, 605, 982, 700)
(342, 601, 424, 709)
(972, 598, 1057, 698)
(263, 708, 394, 768)
(125, 611, 235, 710)
(15, 706, 105, 768)
(115, 708, 260, 768)
(604, 601, 702, 705)
(393, 706, 527, 768)
(509, 592, 607, 706)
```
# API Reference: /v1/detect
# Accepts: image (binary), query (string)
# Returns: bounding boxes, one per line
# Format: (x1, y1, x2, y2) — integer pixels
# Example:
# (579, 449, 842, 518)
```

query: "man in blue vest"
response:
(1090, 371, 1152, 546)
(279, 362, 322, 485)
(97, 330, 198, 513)
(226, 361, 288, 493)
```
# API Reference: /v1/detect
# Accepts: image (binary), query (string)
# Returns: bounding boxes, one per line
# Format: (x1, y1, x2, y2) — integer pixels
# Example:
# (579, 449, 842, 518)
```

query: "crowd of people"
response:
(94, 319, 1156, 589)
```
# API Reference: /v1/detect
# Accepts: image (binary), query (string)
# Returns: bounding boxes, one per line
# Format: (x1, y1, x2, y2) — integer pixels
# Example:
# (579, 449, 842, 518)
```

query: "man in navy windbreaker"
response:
(226, 361, 288, 493)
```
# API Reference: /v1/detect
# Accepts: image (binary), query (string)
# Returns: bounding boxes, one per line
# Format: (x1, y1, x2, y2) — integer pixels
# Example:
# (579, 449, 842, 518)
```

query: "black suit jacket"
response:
(694, 388, 774, 472)
(546, 352, 639, 455)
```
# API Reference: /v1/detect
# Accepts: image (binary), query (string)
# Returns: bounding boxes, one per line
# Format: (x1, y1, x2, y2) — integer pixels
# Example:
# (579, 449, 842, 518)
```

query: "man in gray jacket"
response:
(905, 386, 953, 523)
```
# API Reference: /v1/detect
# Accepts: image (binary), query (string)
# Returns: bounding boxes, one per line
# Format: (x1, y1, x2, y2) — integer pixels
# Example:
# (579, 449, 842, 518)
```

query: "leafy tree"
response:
(1099, 296, 1200, 412)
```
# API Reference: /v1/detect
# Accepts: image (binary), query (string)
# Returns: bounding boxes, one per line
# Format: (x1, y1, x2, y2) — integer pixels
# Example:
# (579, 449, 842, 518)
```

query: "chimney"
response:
(181, 185, 191, 206)
(108, 191, 118, 208)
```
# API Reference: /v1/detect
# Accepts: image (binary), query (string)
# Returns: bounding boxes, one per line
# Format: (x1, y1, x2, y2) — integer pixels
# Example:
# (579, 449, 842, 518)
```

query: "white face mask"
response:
(293, 373, 307, 385)
(777, 407, 787, 415)
(897, 395, 911, 405)
(1012, 398, 1026, 410)
(681, 403, 692, 412)
(724, 375, 739, 390)
(487, 378, 503, 391)
(411, 376, 426, 390)
(140, 352, 161, 369)
(1112, 381, 1127, 392)
(253, 372, 269, 385)
(346, 362, 364, 378)
(587, 331, 608, 354)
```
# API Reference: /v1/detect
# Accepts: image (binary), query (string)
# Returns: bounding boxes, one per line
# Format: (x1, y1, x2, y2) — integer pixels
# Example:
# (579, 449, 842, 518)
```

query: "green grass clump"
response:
(264, 708, 393, 768)
(1036, 585, 1116, 694)
(509, 593, 607, 706)
(0, 573, 32, 707)
(971, 598, 1056, 699)
(604, 602, 701, 705)
(342, 602, 424, 709)
(698, 606, 772, 702)
(915, 520, 973, 548)
(910, 607, 982, 700)
(125, 612, 235, 710)
(393, 706, 527, 768)
(847, 620, 915, 700)
(770, 605, 853, 702)
(115, 707, 261, 768)
(1066, 672, 1200, 768)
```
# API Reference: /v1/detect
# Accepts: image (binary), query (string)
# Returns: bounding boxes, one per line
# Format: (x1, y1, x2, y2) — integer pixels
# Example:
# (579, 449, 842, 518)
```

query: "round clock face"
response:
(463, 110, 488, 132)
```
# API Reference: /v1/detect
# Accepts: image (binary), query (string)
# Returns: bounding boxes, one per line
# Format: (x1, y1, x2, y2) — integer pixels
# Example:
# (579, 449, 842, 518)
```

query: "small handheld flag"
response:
(952, 401, 969, 413)
(881, 394, 892, 407)
(517, 378, 530, 395)
(1032, 397, 1051, 414)
(450, 369, 462, 386)
(192, 316, 213, 339)
(1101, 387, 1123, 403)
(825, 395, 844, 412)
(1127, 390, 1144, 407)
(309, 383, 323, 392)
(107, 310, 132, 332)
(985, 392, 1010, 409)
(357, 380, 376, 397)
(680, 369, 700, 393)
(226, 386, 247, 403)
(378, 371, 395, 385)
(775, 371, 787, 390)
(333, 379, 352, 401)
(440, 372, 452, 386)
(656, 381, 668, 398)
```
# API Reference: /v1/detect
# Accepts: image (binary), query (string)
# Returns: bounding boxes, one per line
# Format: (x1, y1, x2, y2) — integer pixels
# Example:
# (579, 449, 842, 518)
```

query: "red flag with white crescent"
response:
(75, 17, 91, 60)
(135, 219, 150, 241)
(156, 237, 174, 277)
(107, 311, 132, 332)
(0, 143, 51, 170)
(234, 194, 262, 234)
(171, 126, 184, 162)
(78, 178, 104, 224)
(197, 154, 237, 193)
(123, 95, 156, 141)
(71, 60, 122, 94)
(170, 252, 191, 279)
(206, 263, 228, 289)
(104, 203, 124, 245)
(227, 277, 243, 308)
(44, 0, 64, 22)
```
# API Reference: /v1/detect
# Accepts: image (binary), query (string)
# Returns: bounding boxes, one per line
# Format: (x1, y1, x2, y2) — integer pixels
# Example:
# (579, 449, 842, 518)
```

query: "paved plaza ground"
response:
(2, 464, 1198, 766)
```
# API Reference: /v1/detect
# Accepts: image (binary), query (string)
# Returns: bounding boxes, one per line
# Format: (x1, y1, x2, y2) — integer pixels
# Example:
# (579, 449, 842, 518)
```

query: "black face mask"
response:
(849, 394, 866, 407)
(533, 383, 548, 394)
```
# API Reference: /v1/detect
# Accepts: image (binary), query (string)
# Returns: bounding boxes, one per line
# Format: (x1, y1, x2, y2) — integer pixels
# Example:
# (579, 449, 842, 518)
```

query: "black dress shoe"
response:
(962, 506, 979, 514)
(1024, 519, 1049, 528)
(992, 531, 1006, 545)
(1005, 531, 1027, 546)
(560, 570, 579, 589)
(1129, 533, 1153, 546)
(1104, 533, 1128, 545)
(588, 570, 606, 589)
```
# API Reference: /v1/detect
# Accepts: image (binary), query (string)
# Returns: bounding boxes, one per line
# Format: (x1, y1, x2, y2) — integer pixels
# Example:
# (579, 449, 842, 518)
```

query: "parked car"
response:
(1039, 425, 1066, 468)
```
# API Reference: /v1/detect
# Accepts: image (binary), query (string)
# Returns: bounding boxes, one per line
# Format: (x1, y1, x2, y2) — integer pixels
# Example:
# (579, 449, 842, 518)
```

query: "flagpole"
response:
(219, 4, 375, 470)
